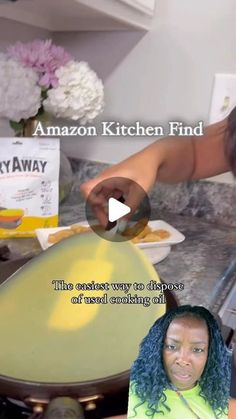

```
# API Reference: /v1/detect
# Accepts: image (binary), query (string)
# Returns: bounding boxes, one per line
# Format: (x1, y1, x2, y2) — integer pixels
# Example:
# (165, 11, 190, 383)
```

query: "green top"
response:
(127, 383, 228, 419)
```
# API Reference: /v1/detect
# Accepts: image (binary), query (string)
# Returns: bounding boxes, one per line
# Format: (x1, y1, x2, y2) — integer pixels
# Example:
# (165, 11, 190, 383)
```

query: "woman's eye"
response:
(193, 348, 204, 353)
(165, 344, 177, 351)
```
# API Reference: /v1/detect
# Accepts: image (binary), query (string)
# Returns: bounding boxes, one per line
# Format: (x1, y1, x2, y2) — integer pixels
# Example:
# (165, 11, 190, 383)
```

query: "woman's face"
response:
(163, 316, 209, 390)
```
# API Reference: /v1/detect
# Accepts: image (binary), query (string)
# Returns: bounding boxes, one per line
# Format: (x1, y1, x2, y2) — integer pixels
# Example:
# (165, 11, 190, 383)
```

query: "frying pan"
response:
(0, 243, 178, 418)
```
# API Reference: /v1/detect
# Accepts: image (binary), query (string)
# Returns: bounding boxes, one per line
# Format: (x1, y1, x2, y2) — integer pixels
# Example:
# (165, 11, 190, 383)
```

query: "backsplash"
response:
(67, 158, 236, 227)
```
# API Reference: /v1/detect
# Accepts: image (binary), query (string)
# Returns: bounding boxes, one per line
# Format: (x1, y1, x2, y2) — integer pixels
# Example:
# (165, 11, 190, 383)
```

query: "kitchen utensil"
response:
(0, 245, 10, 261)
(209, 256, 236, 310)
(104, 196, 127, 239)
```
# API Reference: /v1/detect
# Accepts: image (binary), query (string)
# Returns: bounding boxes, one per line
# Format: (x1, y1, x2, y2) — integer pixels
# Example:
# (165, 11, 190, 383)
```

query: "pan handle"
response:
(42, 397, 84, 419)
(26, 394, 104, 418)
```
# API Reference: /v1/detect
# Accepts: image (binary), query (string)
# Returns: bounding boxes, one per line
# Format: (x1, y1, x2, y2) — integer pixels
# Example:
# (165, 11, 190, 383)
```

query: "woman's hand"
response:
(80, 147, 158, 227)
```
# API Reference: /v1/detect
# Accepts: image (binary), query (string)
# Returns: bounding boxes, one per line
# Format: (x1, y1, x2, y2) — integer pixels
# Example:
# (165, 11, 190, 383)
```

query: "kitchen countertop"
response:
(1, 157, 236, 315)
(150, 208, 236, 312)
(1, 202, 235, 314)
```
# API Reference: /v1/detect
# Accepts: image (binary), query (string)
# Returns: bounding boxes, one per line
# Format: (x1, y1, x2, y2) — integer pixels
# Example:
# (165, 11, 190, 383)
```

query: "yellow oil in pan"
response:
(0, 233, 165, 383)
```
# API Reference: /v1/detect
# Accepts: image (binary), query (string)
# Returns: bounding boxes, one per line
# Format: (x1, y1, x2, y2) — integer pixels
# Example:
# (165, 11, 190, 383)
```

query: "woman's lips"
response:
(172, 371, 192, 381)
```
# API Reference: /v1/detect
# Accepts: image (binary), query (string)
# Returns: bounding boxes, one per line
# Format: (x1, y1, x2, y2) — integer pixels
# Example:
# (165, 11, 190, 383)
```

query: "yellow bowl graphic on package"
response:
(0, 208, 24, 222)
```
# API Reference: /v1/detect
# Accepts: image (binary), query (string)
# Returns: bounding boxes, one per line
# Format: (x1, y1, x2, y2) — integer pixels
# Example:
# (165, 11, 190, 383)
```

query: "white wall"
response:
(0, 1, 236, 183)
(54, 0, 236, 183)
(0, 19, 50, 136)
(120, 0, 155, 15)
(0, 18, 50, 44)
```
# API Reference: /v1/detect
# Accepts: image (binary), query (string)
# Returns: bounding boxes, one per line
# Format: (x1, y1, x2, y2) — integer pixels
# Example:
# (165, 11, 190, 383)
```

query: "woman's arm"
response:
(80, 119, 230, 225)
(146, 118, 229, 183)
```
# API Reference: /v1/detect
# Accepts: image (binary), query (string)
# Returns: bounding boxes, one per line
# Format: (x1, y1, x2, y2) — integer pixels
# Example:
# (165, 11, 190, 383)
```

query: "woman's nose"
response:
(175, 349, 191, 366)
(176, 358, 190, 367)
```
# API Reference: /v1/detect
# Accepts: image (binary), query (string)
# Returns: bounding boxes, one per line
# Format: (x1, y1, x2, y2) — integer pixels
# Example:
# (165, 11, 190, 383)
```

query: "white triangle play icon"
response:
(108, 197, 131, 223)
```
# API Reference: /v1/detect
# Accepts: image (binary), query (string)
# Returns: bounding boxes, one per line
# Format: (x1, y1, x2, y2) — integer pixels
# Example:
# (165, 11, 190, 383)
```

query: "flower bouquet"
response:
(0, 39, 104, 136)
(0, 39, 104, 202)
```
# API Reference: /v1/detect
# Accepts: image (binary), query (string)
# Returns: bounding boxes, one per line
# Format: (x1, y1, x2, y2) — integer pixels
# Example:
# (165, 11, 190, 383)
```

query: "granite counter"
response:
(1, 203, 235, 314)
(1, 158, 236, 315)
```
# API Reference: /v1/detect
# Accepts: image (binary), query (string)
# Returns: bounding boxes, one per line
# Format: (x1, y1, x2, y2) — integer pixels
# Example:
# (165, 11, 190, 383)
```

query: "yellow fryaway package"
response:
(0, 137, 60, 237)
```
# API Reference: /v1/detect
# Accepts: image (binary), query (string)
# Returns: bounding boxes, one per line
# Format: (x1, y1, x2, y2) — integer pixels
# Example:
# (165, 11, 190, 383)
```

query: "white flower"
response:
(0, 54, 41, 122)
(43, 61, 104, 124)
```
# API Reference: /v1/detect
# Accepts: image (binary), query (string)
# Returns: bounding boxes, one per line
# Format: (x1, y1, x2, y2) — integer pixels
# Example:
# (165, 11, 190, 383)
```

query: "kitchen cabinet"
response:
(0, 0, 156, 31)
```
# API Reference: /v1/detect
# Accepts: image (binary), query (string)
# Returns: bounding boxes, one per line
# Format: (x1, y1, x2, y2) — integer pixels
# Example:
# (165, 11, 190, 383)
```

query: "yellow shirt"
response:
(128, 384, 228, 419)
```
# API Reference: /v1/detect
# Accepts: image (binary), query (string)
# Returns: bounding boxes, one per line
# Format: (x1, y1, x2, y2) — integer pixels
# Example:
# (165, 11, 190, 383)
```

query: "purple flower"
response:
(7, 39, 72, 88)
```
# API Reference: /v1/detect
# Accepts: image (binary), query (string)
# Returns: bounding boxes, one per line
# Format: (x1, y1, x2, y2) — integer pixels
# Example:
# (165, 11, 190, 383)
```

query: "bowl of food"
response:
(35, 219, 185, 251)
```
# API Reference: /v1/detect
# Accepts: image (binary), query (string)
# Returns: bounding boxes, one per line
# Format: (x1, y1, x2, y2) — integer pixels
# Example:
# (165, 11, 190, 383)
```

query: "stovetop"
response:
(0, 392, 128, 419)
(0, 399, 31, 419)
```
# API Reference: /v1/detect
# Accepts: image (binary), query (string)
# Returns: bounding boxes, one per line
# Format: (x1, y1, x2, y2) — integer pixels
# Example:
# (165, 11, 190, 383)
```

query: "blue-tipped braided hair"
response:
(130, 305, 231, 418)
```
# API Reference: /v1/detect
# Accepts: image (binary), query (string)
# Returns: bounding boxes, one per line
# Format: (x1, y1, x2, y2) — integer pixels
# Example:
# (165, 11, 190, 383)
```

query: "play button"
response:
(108, 197, 131, 222)
(85, 177, 151, 242)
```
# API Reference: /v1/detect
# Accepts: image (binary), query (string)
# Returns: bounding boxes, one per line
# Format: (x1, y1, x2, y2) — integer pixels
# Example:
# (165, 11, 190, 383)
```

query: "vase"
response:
(19, 119, 73, 203)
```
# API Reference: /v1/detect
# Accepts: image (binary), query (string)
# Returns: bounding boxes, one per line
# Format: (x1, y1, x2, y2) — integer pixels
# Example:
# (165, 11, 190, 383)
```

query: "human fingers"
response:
(123, 182, 146, 217)
(92, 204, 108, 228)
(87, 186, 129, 227)
(81, 176, 131, 209)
